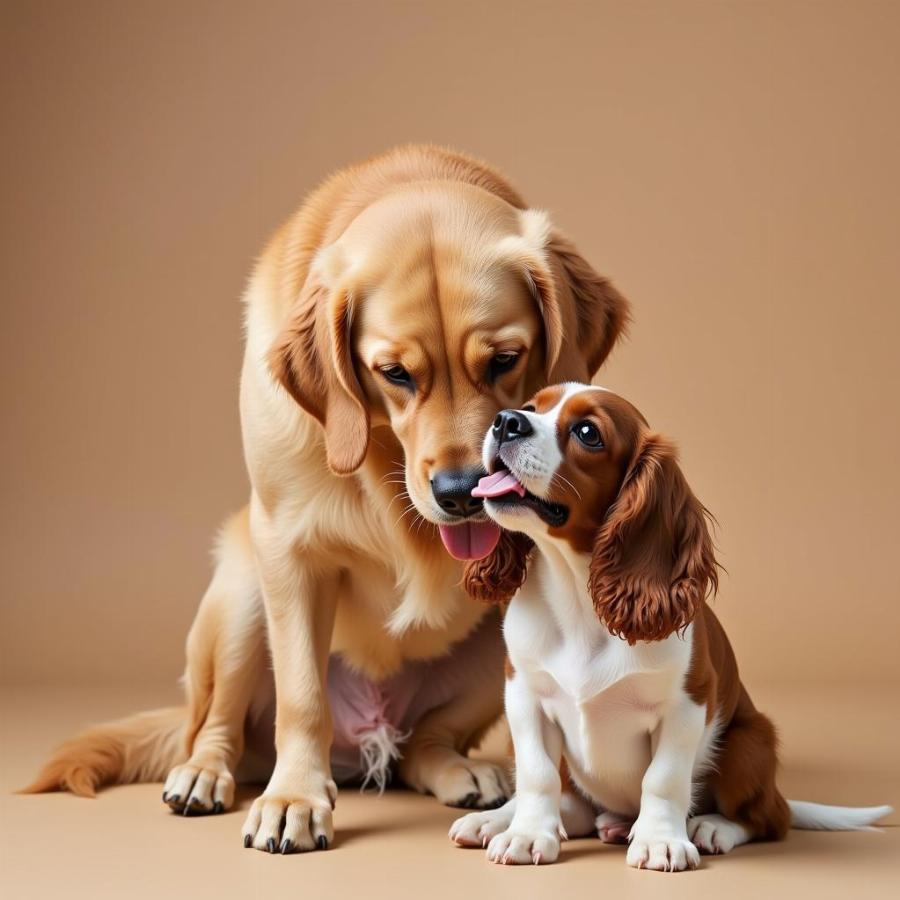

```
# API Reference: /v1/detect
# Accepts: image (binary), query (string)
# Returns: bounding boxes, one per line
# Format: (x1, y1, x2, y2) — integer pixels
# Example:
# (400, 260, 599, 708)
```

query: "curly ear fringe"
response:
(588, 434, 718, 645)
(463, 532, 533, 604)
(589, 574, 705, 646)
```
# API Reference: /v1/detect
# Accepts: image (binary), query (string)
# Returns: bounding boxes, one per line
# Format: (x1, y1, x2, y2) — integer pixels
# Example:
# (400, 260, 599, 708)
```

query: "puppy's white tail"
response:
(788, 799, 893, 831)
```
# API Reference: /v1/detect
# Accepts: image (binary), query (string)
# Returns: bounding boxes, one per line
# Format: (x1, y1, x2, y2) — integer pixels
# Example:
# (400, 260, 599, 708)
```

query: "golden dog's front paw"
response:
(241, 780, 337, 854)
(163, 761, 234, 815)
(431, 759, 510, 809)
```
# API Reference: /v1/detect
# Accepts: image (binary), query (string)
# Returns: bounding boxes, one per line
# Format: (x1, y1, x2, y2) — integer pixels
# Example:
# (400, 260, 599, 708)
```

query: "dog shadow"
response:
(561, 826, 896, 868)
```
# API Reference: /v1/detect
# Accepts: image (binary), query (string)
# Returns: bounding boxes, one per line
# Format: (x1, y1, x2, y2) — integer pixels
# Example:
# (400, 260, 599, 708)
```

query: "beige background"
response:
(2, 2, 899, 687)
(1, 3, 898, 898)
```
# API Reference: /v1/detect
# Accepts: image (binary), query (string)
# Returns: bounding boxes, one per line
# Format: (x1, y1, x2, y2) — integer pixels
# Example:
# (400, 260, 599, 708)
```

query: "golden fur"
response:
(24, 146, 629, 854)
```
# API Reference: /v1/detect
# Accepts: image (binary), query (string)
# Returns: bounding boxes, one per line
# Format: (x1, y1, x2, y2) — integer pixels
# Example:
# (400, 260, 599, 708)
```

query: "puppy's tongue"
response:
(438, 521, 501, 561)
(471, 469, 526, 499)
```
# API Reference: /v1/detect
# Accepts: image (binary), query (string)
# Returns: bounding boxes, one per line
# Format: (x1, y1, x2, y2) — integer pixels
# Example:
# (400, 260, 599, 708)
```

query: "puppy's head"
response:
(467, 384, 718, 642)
(271, 184, 629, 560)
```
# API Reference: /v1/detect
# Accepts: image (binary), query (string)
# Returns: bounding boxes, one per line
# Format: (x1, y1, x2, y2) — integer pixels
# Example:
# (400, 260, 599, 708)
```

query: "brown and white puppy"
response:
(450, 384, 891, 869)
(23, 147, 629, 854)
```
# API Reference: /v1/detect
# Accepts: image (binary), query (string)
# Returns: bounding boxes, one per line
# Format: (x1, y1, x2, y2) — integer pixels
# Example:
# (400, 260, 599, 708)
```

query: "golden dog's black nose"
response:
(492, 409, 533, 446)
(431, 468, 485, 518)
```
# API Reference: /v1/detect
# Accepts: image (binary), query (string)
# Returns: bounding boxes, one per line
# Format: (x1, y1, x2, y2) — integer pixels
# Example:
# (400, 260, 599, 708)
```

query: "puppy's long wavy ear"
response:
(464, 532, 534, 605)
(268, 246, 369, 475)
(588, 434, 718, 644)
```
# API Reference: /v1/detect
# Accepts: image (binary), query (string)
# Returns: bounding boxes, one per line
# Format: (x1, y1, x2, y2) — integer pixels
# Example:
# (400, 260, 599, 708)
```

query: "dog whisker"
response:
(393, 502, 419, 529)
(553, 471, 581, 501)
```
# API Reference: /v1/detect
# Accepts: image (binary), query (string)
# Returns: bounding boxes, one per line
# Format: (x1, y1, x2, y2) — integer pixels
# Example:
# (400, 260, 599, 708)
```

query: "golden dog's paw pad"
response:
(163, 762, 234, 815)
(241, 793, 334, 854)
(434, 760, 511, 810)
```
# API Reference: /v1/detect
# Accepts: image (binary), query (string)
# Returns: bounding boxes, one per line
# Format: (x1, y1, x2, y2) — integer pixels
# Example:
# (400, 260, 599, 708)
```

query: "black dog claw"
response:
(458, 792, 480, 809)
(266, 837, 277, 854)
(316, 835, 329, 851)
(243, 834, 252, 849)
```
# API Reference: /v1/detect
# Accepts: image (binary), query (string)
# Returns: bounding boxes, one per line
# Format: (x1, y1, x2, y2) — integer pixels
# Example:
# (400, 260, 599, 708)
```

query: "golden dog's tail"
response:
(20, 705, 188, 797)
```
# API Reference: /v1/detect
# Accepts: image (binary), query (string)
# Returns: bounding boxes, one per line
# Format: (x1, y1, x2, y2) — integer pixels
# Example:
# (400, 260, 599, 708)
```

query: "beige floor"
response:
(1, 683, 897, 900)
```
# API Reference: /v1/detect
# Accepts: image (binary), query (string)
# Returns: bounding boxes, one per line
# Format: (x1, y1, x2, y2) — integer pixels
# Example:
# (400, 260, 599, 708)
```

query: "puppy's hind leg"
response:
(164, 509, 267, 816)
(692, 689, 789, 853)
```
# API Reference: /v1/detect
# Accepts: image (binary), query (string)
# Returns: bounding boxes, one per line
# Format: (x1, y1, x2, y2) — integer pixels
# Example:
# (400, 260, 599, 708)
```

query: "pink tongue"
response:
(438, 521, 501, 560)
(471, 469, 526, 499)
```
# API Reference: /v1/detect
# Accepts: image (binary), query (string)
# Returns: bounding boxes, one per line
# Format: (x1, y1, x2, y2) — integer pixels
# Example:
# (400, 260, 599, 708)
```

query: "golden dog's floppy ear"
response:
(547, 229, 631, 377)
(588, 434, 718, 644)
(496, 210, 564, 376)
(268, 246, 369, 475)
(463, 532, 534, 605)
(499, 210, 630, 380)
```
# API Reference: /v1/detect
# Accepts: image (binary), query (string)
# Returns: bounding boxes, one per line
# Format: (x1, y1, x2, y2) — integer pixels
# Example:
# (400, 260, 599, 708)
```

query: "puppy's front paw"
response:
(449, 800, 515, 848)
(486, 824, 562, 865)
(626, 834, 700, 872)
(241, 780, 337, 854)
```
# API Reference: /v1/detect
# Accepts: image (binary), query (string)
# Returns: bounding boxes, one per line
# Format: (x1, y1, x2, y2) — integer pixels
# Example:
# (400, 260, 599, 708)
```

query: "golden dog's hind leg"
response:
(163, 508, 267, 816)
(398, 612, 510, 809)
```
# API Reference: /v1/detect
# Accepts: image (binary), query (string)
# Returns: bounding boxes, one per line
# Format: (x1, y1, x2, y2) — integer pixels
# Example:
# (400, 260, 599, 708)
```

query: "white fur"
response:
(358, 723, 410, 793)
(787, 800, 893, 831)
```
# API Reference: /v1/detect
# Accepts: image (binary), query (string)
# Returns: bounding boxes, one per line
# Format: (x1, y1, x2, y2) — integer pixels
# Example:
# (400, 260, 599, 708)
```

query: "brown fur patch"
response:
(464, 532, 533, 605)
(504, 655, 516, 680)
(705, 689, 791, 840)
(529, 384, 565, 414)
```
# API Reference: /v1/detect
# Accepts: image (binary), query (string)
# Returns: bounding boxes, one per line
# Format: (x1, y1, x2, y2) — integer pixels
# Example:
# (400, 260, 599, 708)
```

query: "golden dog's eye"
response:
(381, 364, 413, 387)
(572, 420, 604, 448)
(488, 351, 519, 382)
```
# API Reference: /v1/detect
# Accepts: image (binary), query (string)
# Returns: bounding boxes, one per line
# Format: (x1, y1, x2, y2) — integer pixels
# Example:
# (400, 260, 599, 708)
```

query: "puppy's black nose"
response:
(492, 409, 533, 446)
(431, 467, 485, 518)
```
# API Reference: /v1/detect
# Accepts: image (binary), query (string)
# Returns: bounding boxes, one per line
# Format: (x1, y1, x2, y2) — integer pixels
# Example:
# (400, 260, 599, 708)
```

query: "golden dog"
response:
(25, 145, 629, 854)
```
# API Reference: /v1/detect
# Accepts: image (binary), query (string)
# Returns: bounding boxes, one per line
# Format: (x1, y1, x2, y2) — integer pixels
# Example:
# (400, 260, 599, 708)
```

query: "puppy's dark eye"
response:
(572, 420, 604, 448)
(521, 403, 536, 412)
(488, 351, 519, 381)
(381, 364, 412, 387)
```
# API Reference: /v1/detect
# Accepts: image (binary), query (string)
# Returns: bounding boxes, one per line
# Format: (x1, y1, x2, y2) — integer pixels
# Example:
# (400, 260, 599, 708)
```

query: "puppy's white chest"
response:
(505, 556, 692, 814)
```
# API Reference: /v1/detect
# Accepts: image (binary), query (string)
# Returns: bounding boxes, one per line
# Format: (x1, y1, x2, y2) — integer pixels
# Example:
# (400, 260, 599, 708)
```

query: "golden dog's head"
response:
(271, 182, 629, 559)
